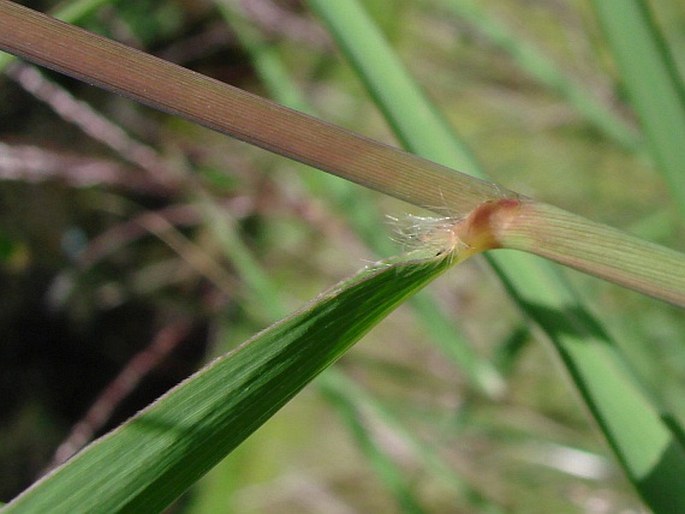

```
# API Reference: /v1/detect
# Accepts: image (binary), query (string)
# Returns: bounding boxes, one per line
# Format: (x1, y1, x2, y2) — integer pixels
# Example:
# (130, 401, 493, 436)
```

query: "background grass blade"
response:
(305, 1, 685, 511)
(319, 381, 428, 514)
(2, 252, 457, 513)
(318, 372, 506, 514)
(591, 0, 685, 213)
(436, 0, 641, 150)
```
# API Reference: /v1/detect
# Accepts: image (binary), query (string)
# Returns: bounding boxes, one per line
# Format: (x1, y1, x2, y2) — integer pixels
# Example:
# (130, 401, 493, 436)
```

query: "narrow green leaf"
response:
(491, 250, 685, 514)
(2, 252, 456, 513)
(591, 0, 685, 213)
(196, 190, 506, 511)
(305, 0, 478, 173)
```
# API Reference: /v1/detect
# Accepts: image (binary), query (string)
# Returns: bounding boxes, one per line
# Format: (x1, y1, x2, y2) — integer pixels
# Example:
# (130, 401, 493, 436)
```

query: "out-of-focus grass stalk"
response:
(305, 1, 685, 511)
(435, 0, 640, 150)
(319, 372, 504, 514)
(318, 380, 433, 514)
(215, 1, 505, 397)
(591, 0, 685, 214)
(49, 0, 116, 24)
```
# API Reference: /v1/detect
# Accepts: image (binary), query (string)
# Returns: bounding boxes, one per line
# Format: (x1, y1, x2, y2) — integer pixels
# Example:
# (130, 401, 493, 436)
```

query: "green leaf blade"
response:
(3, 254, 456, 513)
(591, 0, 685, 213)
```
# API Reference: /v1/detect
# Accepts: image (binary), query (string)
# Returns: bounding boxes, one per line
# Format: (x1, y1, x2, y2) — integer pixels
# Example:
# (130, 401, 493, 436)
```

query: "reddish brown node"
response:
(455, 198, 523, 252)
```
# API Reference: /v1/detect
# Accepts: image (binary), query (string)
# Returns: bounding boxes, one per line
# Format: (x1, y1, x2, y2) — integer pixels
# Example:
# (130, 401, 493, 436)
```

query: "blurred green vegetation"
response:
(1, 0, 684, 512)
